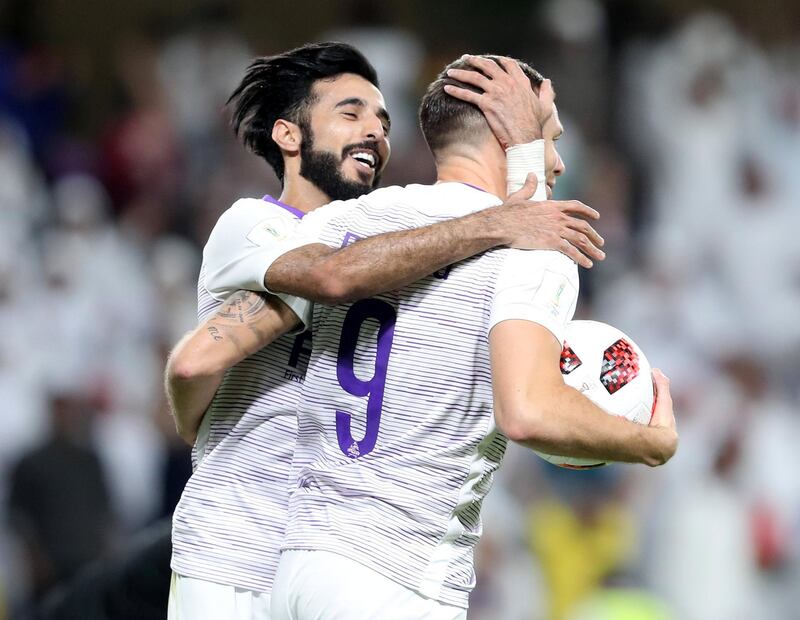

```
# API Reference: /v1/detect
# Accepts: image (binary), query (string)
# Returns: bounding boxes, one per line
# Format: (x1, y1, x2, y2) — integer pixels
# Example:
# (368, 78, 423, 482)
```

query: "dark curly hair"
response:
(228, 42, 379, 182)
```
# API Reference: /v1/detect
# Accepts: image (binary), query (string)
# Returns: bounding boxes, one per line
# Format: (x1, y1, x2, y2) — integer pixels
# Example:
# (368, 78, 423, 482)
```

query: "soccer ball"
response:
(534, 320, 655, 469)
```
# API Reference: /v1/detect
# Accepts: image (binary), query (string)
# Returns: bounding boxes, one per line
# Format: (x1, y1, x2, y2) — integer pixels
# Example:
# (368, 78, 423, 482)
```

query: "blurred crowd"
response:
(1, 0, 799, 618)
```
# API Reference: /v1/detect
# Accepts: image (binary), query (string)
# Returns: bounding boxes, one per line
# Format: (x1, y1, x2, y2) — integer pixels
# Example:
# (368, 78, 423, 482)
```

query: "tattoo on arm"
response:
(215, 290, 268, 324)
(205, 290, 290, 358)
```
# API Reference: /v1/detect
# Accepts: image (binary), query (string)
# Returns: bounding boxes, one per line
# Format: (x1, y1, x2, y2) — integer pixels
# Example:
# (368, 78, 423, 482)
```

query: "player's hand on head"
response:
(499, 173, 605, 268)
(443, 55, 553, 148)
(647, 368, 678, 465)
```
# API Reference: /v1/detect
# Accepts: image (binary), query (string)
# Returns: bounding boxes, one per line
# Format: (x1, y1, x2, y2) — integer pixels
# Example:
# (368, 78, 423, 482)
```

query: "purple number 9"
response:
(335, 298, 396, 458)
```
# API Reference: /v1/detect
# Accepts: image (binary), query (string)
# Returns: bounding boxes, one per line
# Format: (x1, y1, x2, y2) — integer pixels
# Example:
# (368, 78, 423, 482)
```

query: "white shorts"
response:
(271, 549, 467, 620)
(168, 572, 271, 620)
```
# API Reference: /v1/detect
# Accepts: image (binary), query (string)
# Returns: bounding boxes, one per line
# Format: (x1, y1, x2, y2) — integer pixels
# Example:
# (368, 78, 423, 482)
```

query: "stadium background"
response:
(1, 0, 799, 618)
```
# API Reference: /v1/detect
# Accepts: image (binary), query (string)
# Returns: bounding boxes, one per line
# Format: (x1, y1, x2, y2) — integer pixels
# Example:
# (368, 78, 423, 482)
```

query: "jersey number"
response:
(335, 299, 396, 458)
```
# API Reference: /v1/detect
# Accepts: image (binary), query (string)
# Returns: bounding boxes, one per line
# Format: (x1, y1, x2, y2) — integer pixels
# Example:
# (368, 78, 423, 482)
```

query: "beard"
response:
(298, 126, 381, 201)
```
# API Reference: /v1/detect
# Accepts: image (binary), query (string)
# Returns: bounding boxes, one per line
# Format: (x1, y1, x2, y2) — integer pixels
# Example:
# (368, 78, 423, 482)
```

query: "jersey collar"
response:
(262, 194, 305, 219)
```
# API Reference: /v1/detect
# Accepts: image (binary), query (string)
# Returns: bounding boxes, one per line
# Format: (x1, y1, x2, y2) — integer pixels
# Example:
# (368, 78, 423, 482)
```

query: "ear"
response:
(272, 119, 303, 156)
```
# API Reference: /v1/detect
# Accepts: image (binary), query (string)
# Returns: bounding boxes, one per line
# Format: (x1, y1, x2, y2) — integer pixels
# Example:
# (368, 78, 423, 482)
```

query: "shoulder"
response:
(499, 248, 578, 276)
(298, 186, 413, 234)
(375, 183, 501, 218)
(487, 249, 579, 343)
(362, 183, 453, 207)
(207, 197, 301, 251)
(493, 249, 579, 298)
(215, 197, 298, 230)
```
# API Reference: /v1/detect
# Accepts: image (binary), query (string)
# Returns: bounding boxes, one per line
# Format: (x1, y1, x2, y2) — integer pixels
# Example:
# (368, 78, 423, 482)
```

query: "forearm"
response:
(267, 209, 514, 304)
(166, 363, 223, 445)
(164, 291, 300, 444)
(165, 330, 225, 444)
(515, 384, 669, 466)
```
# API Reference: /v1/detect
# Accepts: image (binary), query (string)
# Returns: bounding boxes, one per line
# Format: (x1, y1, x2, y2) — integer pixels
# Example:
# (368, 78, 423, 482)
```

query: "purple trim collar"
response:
(263, 194, 305, 219)
(459, 182, 489, 194)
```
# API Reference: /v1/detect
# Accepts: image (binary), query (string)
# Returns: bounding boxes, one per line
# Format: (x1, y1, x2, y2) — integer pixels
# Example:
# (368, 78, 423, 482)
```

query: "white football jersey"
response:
(281, 183, 579, 609)
(171, 195, 315, 593)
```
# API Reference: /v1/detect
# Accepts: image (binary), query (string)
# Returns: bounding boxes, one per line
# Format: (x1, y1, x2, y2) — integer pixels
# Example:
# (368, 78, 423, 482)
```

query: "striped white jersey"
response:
(171, 195, 315, 593)
(283, 182, 579, 609)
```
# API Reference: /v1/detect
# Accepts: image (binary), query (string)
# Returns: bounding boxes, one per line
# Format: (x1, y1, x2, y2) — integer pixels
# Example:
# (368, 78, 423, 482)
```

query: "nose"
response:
(364, 114, 387, 141)
(554, 151, 565, 177)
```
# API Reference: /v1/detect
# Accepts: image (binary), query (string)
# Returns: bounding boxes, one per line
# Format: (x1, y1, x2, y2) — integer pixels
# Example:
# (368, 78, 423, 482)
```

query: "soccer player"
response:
(174, 54, 677, 619)
(166, 44, 605, 619)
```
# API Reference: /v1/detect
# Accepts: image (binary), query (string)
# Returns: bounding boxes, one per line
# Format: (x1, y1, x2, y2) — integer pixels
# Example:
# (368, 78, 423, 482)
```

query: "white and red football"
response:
(534, 320, 655, 469)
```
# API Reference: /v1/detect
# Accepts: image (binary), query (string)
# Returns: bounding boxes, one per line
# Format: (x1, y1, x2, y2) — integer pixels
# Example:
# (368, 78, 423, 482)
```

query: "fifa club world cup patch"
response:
(246, 216, 292, 245)
(534, 270, 576, 323)
(559, 344, 582, 374)
(600, 338, 640, 394)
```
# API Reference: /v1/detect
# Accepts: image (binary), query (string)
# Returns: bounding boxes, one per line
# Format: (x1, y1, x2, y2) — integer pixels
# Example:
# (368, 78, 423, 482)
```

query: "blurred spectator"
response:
(528, 467, 638, 620)
(0, 42, 68, 165)
(7, 391, 115, 605)
(34, 520, 172, 620)
(0, 1, 798, 617)
(101, 35, 181, 221)
(646, 418, 759, 619)
(713, 158, 800, 360)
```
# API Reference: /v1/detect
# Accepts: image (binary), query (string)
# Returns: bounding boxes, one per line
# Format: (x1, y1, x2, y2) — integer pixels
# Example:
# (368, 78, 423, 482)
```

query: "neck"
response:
(278, 172, 331, 213)
(434, 146, 507, 199)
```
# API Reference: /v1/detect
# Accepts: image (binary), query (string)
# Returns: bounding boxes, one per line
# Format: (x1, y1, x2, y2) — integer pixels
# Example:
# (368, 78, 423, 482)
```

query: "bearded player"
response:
(167, 43, 605, 619)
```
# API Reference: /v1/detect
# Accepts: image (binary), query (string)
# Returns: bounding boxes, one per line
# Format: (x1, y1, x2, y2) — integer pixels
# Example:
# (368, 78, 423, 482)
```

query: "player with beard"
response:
(167, 43, 605, 620)
(171, 53, 676, 620)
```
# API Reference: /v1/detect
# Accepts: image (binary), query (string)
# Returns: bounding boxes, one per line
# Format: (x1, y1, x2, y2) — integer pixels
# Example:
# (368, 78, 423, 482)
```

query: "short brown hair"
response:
(418, 56, 544, 156)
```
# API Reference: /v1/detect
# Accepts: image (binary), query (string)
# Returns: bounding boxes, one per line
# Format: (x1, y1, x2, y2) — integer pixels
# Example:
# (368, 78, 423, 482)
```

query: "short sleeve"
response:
(489, 249, 580, 345)
(279, 198, 362, 251)
(202, 198, 312, 329)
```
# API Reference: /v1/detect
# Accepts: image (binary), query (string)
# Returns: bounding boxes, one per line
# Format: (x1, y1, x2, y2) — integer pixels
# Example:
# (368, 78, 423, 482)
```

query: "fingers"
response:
(557, 239, 594, 269)
(558, 228, 604, 264)
(565, 218, 605, 253)
(497, 56, 526, 81)
(443, 84, 483, 106)
(538, 78, 556, 105)
(649, 368, 678, 464)
(446, 68, 492, 91)
(652, 368, 671, 398)
(508, 173, 539, 200)
(650, 368, 675, 428)
(558, 200, 600, 221)
(461, 54, 506, 79)
(461, 54, 531, 89)
(505, 196, 605, 264)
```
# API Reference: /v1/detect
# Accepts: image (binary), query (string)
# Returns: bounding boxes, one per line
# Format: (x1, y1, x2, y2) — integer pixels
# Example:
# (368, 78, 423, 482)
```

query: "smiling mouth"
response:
(346, 149, 379, 172)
